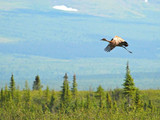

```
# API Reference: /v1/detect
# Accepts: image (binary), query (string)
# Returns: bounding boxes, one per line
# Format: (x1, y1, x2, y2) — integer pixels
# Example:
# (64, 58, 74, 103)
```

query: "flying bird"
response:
(101, 36, 132, 53)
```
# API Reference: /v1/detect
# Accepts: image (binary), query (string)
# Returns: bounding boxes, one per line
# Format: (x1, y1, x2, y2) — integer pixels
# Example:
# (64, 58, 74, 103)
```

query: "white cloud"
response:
(53, 5, 78, 12)
(144, 0, 148, 3)
(0, 37, 19, 43)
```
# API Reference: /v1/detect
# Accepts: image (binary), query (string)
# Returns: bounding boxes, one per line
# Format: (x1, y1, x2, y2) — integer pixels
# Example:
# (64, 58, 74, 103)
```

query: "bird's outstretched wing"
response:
(104, 44, 115, 52)
(113, 36, 125, 45)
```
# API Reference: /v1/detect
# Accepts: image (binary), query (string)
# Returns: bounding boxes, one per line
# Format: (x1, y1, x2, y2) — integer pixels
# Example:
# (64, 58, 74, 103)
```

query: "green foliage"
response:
(49, 90, 56, 112)
(143, 102, 147, 111)
(113, 101, 117, 111)
(15, 86, 21, 104)
(0, 85, 160, 119)
(9, 74, 16, 99)
(44, 86, 50, 102)
(106, 92, 112, 110)
(134, 88, 142, 110)
(96, 85, 105, 108)
(0, 88, 4, 102)
(1, 71, 160, 119)
(96, 85, 105, 98)
(123, 62, 136, 106)
(23, 80, 31, 107)
(61, 73, 72, 108)
(71, 74, 78, 98)
(148, 100, 153, 111)
(112, 88, 123, 101)
(32, 75, 43, 90)
(86, 94, 91, 109)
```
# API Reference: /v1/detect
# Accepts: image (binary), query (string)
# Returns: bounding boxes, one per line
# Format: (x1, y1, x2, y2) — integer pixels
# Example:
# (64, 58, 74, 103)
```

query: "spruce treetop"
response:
(32, 75, 43, 90)
(123, 62, 136, 97)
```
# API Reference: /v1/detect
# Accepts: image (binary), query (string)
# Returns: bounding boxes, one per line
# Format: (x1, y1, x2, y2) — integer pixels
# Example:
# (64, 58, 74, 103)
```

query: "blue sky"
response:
(0, 0, 160, 59)
(0, 0, 160, 89)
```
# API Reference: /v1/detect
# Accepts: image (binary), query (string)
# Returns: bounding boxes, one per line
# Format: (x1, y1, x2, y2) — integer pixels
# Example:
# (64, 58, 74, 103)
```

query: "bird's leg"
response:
(122, 47, 132, 53)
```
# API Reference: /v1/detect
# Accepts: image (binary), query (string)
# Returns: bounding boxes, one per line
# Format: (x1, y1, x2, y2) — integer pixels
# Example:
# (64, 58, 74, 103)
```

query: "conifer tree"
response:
(106, 92, 112, 110)
(113, 101, 117, 111)
(4, 85, 8, 102)
(4, 84, 8, 94)
(123, 62, 136, 106)
(49, 90, 56, 112)
(9, 74, 16, 99)
(45, 86, 50, 102)
(15, 85, 21, 104)
(4, 84, 12, 102)
(96, 85, 105, 108)
(80, 98, 85, 110)
(134, 88, 142, 110)
(112, 88, 123, 101)
(32, 75, 43, 90)
(74, 99, 78, 110)
(143, 102, 147, 111)
(0, 88, 4, 102)
(148, 100, 153, 111)
(61, 73, 71, 107)
(71, 74, 78, 98)
(7, 91, 12, 102)
(86, 94, 91, 109)
(24, 80, 31, 107)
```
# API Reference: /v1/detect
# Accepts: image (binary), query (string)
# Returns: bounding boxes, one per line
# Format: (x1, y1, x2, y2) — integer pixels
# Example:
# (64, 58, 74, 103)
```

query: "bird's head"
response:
(101, 38, 110, 42)
(101, 38, 107, 41)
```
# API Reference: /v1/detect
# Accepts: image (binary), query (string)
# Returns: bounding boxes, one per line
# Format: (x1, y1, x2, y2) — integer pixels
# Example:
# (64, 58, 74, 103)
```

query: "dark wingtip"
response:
(124, 41, 128, 47)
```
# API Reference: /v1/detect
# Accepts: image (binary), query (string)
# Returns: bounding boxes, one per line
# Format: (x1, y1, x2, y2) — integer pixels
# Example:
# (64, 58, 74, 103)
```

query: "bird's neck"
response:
(102, 38, 110, 42)
(106, 39, 111, 42)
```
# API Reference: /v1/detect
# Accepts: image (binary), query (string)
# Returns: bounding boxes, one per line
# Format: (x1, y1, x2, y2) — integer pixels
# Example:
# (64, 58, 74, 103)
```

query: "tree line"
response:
(0, 62, 159, 120)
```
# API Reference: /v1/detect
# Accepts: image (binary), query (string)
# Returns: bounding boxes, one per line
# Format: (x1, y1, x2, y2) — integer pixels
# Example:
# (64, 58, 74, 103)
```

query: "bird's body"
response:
(101, 36, 132, 53)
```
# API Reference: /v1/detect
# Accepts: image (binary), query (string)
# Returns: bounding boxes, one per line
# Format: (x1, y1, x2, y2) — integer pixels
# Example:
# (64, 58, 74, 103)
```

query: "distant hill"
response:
(0, 53, 160, 90)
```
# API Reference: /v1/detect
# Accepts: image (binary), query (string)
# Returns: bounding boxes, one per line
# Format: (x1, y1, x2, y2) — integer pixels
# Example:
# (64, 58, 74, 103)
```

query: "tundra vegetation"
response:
(0, 63, 160, 120)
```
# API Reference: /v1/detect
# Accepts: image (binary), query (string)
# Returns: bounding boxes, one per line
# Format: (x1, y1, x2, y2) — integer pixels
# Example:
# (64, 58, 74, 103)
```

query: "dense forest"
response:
(1, 63, 160, 120)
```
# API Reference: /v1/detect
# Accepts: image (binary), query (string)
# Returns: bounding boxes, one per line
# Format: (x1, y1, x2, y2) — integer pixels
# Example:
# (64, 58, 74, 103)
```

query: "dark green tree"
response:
(74, 99, 78, 110)
(96, 85, 105, 108)
(32, 75, 43, 90)
(45, 86, 50, 102)
(71, 74, 78, 98)
(49, 90, 56, 112)
(0, 88, 4, 102)
(24, 80, 31, 107)
(112, 88, 123, 101)
(134, 88, 142, 110)
(106, 92, 112, 110)
(148, 100, 153, 111)
(4, 85, 12, 102)
(80, 98, 85, 110)
(143, 102, 147, 111)
(15, 85, 21, 104)
(9, 74, 16, 99)
(86, 94, 91, 109)
(113, 101, 117, 111)
(61, 73, 71, 107)
(123, 62, 136, 106)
